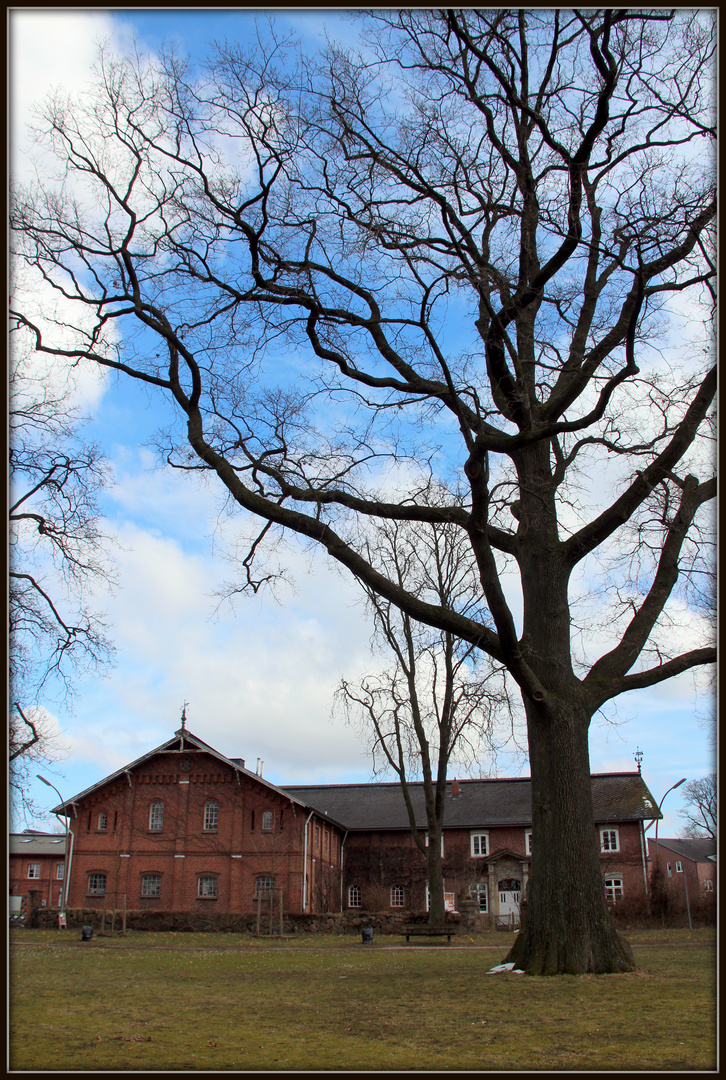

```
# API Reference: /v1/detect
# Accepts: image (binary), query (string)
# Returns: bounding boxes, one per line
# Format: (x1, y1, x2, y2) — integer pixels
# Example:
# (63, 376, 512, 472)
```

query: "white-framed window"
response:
(600, 828, 619, 853)
(98, 811, 108, 831)
(204, 800, 219, 831)
(141, 874, 161, 897)
(667, 862, 672, 877)
(56, 864, 65, 880)
(525, 830, 533, 856)
(471, 883, 488, 912)
(390, 885, 405, 908)
(470, 832, 489, 857)
(262, 810, 274, 832)
(198, 876, 218, 899)
(314, 824, 320, 847)
(149, 800, 164, 830)
(254, 875, 275, 899)
(604, 877, 623, 903)
(704, 880, 713, 892)
(88, 873, 107, 895)
(348, 885, 361, 908)
(323, 831, 329, 853)
(675, 861, 683, 874)
(27, 864, 41, 879)
(425, 833, 444, 855)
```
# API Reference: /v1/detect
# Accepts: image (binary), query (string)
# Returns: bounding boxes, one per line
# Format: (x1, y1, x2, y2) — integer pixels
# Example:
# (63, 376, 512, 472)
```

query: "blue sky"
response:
(10, 9, 715, 838)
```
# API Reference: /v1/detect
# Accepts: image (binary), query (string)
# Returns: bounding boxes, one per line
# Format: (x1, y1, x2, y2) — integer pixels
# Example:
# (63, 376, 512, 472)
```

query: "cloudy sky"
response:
(10, 9, 715, 837)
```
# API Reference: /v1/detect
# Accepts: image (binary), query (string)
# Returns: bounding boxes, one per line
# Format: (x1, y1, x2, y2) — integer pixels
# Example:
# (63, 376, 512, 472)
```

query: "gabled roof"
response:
(10, 832, 67, 856)
(50, 729, 345, 825)
(647, 836, 717, 863)
(284, 772, 660, 831)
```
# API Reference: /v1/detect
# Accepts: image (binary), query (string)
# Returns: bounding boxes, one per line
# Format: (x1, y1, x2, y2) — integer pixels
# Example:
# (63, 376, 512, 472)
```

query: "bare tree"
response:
(337, 508, 517, 926)
(677, 776, 716, 841)
(10, 11, 715, 973)
(9, 338, 116, 815)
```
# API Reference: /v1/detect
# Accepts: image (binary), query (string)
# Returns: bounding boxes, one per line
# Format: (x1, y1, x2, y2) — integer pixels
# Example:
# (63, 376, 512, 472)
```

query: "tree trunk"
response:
(506, 698, 635, 974)
(426, 835, 446, 926)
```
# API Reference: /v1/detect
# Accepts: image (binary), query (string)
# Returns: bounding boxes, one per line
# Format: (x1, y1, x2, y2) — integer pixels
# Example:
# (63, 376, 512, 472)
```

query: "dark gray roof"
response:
(647, 837, 716, 863)
(10, 832, 67, 856)
(283, 772, 660, 831)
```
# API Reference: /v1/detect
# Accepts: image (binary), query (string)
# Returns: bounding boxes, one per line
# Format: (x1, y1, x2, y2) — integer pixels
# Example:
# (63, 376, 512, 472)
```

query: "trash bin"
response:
(81, 925, 93, 941)
(361, 927, 374, 944)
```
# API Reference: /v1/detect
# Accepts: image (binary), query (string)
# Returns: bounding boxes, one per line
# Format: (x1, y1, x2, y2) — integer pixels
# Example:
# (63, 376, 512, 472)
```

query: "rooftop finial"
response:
(634, 747, 643, 774)
(180, 701, 189, 730)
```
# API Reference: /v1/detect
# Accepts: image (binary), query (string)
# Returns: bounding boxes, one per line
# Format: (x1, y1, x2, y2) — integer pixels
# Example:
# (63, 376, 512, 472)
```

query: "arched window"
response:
(204, 800, 218, 831)
(261, 810, 273, 831)
(390, 885, 405, 908)
(348, 885, 361, 908)
(98, 811, 107, 831)
(149, 801, 164, 830)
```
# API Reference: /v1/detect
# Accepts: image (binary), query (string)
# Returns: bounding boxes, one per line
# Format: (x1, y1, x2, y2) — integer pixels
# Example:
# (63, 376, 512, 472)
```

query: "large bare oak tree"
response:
(11, 10, 715, 972)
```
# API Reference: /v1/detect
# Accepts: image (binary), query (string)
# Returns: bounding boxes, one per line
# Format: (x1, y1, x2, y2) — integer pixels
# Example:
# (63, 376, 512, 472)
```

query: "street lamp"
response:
(37, 775, 71, 913)
(676, 859, 693, 930)
(653, 777, 687, 868)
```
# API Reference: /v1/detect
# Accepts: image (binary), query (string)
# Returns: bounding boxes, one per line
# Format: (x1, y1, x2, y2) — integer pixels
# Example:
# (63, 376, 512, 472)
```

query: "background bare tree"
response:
(10, 10, 715, 972)
(677, 776, 716, 841)
(9, 339, 116, 816)
(337, 506, 518, 925)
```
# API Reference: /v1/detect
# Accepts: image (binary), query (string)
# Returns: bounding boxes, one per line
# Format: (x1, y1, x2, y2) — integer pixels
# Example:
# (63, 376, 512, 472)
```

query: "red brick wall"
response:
(10, 852, 66, 909)
(65, 752, 344, 915)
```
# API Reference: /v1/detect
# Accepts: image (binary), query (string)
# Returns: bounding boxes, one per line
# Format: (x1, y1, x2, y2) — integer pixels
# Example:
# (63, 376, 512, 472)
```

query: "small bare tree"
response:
(677, 775, 716, 841)
(338, 508, 518, 925)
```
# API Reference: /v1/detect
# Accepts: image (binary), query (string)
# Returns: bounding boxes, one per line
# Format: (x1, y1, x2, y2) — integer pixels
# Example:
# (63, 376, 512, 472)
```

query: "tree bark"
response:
(426, 830, 446, 925)
(506, 697, 635, 974)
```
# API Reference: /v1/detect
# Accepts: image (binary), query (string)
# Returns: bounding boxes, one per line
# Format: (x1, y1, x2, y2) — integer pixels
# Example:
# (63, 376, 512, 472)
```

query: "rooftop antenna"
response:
(634, 747, 643, 774)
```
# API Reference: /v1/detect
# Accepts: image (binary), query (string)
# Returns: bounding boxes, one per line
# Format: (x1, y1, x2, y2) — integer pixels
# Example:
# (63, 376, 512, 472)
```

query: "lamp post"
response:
(676, 860, 693, 930)
(653, 777, 687, 869)
(37, 775, 71, 913)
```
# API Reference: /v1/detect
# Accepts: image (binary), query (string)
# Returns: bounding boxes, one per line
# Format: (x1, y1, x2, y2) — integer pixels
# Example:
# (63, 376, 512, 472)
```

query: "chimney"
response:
(256, 758, 264, 777)
(452, 779, 460, 798)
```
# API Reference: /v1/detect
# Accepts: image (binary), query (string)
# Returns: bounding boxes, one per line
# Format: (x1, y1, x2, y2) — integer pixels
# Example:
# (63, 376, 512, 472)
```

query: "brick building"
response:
(647, 836, 716, 907)
(9, 831, 67, 918)
(47, 725, 660, 925)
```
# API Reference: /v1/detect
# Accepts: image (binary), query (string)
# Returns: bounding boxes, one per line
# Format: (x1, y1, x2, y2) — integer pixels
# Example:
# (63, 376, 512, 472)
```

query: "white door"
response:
(498, 879, 521, 917)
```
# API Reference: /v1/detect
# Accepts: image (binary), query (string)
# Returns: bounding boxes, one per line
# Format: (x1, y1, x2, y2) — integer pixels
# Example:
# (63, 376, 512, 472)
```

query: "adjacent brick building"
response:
(9, 831, 67, 917)
(46, 725, 660, 926)
(647, 836, 716, 908)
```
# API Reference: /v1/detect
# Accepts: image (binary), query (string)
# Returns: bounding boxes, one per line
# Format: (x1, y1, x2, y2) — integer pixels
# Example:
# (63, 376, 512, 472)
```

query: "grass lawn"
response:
(9, 928, 715, 1071)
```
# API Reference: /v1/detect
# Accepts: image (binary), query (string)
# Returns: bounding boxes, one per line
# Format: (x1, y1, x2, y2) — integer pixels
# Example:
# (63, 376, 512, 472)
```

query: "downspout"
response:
(302, 810, 314, 912)
(64, 825, 74, 908)
(339, 831, 348, 912)
(639, 820, 649, 895)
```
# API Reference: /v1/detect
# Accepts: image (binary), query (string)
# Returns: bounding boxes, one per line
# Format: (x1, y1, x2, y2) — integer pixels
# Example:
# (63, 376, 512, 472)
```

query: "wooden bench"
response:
(401, 925, 458, 943)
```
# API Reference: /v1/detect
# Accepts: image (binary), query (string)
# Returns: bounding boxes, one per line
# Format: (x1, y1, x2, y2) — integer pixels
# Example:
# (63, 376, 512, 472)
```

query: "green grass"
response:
(10, 928, 716, 1071)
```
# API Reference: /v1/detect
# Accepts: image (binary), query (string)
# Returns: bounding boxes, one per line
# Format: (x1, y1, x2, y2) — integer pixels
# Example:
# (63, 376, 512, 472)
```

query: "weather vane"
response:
(180, 701, 189, 731)
(634, 747, 643, 774)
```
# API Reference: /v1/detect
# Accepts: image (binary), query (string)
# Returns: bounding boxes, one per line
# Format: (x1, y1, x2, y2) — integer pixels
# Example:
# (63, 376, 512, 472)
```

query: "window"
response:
(204, 800, 219, 831)
(471, 883, 488, 912)
(390, 885, 405, 908)
(525, 830, 533, 856)
(675, 860, 683, 873)
(667, 862, 672, 877)
(88, 873, 107, 895)
(425, 834, 445, 855)
(314, 824, 320, 847)
(603, 877, 623, 903)
(470, 832, 489, 857)
(255, 876, 275, 899)
(704, 880, 713, 892)
(600, 828, 619, 853)
(98, 811, 107, 831)
(348, 885, 361, 908)
(27, 864, 40, 879)
(56, 864, 65, 880)
(149, 801, 164, 830)
(323, 831, 329, 853)
(198, 876, 218, 899)
(262, 810, 273, 832)
(141, 874, 161, 897)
